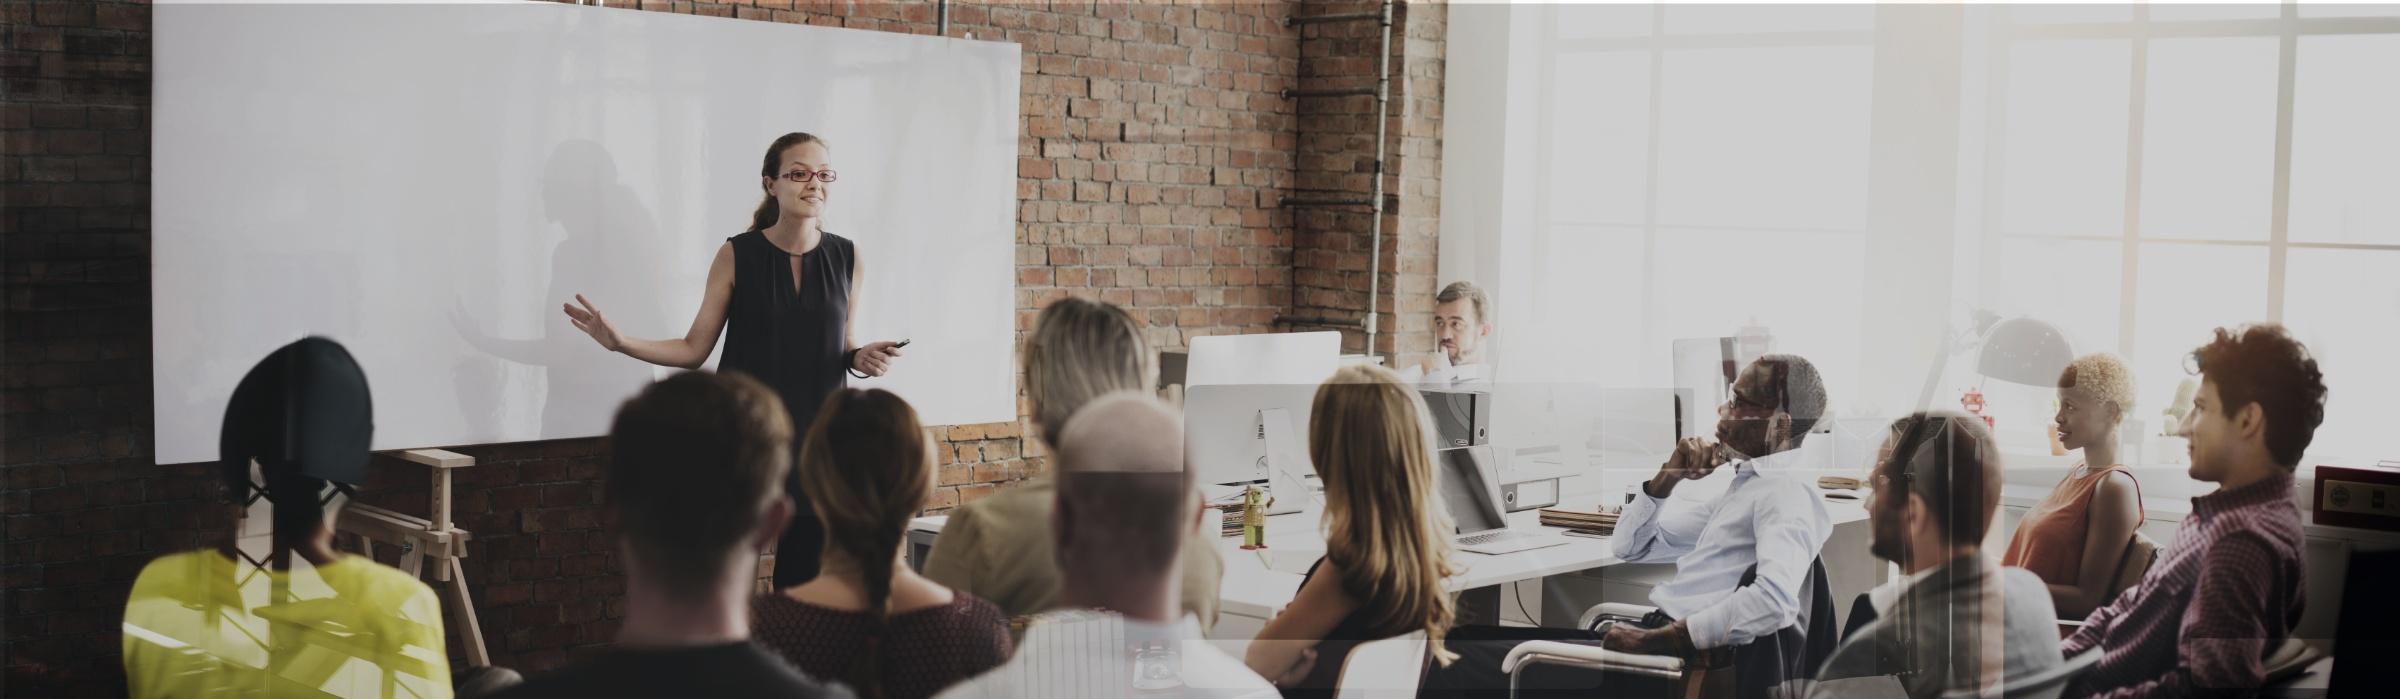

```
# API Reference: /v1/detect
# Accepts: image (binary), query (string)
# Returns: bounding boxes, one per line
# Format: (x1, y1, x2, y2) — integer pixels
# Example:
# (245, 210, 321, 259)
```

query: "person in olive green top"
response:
(920, 297, 1223, 630)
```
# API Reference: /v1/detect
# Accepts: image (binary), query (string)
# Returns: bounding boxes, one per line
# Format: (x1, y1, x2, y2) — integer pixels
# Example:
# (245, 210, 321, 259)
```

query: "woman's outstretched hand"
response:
(562, 294, 624, 353)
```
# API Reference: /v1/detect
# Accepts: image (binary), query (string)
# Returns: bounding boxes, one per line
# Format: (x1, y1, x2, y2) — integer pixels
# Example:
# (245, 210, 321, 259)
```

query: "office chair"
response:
(1336, 631, 1431, 699)
(1501, 559, 1834, 699)
(1934, 650, 2101, 699)
(2059, 531, 2159, 636)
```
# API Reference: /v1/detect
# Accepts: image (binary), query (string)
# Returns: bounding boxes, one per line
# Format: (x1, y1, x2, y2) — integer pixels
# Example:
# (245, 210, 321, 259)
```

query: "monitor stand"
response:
(1257, 408, 1309, 515)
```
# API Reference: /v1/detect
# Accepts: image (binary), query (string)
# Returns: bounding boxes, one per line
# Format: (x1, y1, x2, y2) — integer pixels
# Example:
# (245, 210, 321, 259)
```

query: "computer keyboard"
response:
(1459, 529, 1538, 547)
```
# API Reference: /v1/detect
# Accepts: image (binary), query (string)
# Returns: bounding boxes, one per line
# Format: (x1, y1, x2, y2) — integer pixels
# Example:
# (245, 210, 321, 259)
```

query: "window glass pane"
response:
(1555, 3, 1656, 40)
(1654, 46, 1873, 231)
(2131, 244, 2269, 425)
(2289, 35, 2400, 245)
(1652, 230, 1866, 410)
(2280, 249, 2400, 463)
(1663, 5, 1875, 35)
(1547, 52, 1651, 226)
(2006, 4, 2136, 25)
(2139, 37, 2278, 241)
(1998, 40, 2131, 237)
(1510, 225, 1646, 383)
(2149, 4, 2282, 22)
(1989, 237, 2123, 357)
(2299, 3, 2400, 19)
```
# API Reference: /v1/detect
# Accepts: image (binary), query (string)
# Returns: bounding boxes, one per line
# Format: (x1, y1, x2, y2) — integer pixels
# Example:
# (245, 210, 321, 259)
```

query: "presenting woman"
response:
(563, 132, 905, 587)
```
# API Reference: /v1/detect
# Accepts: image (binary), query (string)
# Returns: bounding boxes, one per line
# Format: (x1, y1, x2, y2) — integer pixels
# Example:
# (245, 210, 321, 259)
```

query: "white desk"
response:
(908, 491, 1878, 652)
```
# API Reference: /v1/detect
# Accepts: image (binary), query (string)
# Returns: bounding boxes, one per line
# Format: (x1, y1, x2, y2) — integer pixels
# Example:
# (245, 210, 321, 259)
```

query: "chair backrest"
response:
(1334, 631, 1429, 699)
(1938, 650, 2103, 699)
(2105, 532, 2160, 602)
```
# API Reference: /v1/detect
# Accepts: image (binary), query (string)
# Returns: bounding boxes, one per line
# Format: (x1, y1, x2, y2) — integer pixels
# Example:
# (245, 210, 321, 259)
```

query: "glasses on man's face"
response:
(780, 168, 838, 184)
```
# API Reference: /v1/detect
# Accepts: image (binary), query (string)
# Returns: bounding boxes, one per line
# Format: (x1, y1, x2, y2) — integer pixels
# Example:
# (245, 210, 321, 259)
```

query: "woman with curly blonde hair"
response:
(2002, 353, 2146, 618)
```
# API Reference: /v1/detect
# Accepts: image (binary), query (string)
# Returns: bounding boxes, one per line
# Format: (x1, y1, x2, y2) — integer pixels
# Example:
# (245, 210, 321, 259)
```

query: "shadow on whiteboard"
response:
(448, 140, 668, 440)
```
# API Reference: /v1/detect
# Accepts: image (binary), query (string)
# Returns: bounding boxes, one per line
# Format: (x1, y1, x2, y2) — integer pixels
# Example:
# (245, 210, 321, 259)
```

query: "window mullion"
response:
(2266, 5, 2299, 323)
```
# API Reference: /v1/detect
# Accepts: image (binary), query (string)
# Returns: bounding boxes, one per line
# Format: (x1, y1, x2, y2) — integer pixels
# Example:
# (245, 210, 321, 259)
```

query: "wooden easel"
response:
(337, 448, 489, 666)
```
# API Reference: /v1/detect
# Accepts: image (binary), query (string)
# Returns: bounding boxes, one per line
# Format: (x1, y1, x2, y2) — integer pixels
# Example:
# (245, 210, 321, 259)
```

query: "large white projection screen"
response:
(153, 3, 1020, 463)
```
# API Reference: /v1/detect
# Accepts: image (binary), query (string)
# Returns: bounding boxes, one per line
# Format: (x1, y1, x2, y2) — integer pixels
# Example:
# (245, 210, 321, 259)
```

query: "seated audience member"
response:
(123, 337, 453, 699)
(2003, 353, 2145, 619)
(1812, 413, 2062, 698)
(1245, 365, 1459, 698)
(921, 296, 1224, 629)
(495, 371, 850, 699)
(1398, 281, 1495, 385)
(754, 389, 1011, 699)
(936, 393, 1275, 699)
(1603, 355, 1835, 691)
(2063, 325, 2322, 699)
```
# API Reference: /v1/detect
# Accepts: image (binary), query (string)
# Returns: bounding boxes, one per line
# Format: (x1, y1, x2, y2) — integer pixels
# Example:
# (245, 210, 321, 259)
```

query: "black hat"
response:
(219, 337, 375, 499)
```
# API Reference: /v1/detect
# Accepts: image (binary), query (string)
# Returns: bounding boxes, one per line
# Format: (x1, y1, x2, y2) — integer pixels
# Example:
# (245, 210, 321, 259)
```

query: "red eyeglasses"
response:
(780, 168, 838, 184)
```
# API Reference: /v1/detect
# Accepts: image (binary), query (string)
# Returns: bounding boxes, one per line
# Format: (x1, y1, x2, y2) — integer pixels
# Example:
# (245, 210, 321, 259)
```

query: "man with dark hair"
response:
(1403, 280, 1496, 385)
(2062, 325, 2323, 699)
(123, 337, 454, 698)
(937, 392, 1274, 699)
(1603, 355, 1835, 681)
(1812, 414, 2062, 698)
(496, 371, 849, 699)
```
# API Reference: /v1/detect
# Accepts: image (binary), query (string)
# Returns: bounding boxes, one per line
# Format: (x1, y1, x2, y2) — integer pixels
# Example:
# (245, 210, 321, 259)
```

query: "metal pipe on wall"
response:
(1363, 0, 1393, 365)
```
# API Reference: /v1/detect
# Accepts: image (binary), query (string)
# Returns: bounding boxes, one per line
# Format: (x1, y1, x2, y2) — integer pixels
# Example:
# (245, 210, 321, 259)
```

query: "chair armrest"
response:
(2055, 618, 2084, 639)
(1502, 641, 1685, 680)
(1576, 602, 1660, 632)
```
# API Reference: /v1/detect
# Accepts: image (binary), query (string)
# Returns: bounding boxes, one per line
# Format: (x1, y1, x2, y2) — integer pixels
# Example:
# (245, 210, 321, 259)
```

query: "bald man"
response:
(936, 393, 1275, 699)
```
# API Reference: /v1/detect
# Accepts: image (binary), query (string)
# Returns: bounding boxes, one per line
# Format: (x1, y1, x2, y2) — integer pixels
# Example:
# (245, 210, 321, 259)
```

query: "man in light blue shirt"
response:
(1604, 354, 1834, 657)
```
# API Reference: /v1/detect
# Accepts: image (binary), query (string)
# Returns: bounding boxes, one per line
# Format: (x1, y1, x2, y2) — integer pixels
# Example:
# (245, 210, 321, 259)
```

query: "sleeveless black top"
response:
(1285, 557, 1401, 699)
(720, 230, 852, 438)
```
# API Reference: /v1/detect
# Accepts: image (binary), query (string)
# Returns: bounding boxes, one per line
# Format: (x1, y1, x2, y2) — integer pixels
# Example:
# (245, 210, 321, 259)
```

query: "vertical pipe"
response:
(1364, 0, 1393, 364)
(938, 0, 951, 37)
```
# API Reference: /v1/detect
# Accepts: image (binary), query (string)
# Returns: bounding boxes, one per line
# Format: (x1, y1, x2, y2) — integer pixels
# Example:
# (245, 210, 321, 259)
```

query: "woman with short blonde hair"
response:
(2002, 352, 2145, 618)
(1247, 364, 1457, 697)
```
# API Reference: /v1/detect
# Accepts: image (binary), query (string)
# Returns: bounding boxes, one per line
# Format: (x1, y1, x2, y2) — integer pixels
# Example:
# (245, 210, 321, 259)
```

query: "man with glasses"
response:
(1603, 354, 1836, 691)
(1809, 413, 2062, 698)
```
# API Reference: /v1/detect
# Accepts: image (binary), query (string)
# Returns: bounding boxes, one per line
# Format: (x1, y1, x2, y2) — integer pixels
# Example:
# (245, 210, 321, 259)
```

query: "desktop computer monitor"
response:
(1434, 445, 1509, 536)
(1185, 331, 1341, 387)
(1421, 387, 1491, 449)
(1184, 383, 1322, 487)
(1672, 337, 1737, 442)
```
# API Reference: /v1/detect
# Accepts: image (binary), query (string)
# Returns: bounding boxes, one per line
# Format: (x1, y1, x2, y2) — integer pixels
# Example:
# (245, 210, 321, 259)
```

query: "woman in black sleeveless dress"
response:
(563, 132, 906, 587)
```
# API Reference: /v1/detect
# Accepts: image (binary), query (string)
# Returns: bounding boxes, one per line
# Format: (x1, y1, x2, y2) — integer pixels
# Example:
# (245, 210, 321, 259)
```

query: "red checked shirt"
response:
(2062, 471, 2306, 699)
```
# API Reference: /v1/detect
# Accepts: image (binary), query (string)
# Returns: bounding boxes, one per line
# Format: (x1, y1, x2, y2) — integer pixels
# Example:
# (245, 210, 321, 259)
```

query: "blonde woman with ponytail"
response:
(561, 132, 908, 588)
(753, 389, 1010, 699)
(1246, 364, 1458, 698)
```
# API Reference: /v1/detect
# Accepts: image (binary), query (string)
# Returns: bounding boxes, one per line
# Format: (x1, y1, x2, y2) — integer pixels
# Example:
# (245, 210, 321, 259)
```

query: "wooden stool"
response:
(337, 448, 490, 667)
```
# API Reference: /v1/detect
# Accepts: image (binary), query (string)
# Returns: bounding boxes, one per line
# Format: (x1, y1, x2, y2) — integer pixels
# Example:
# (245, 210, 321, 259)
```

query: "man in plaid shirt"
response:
(2062, 324, 2325, 698)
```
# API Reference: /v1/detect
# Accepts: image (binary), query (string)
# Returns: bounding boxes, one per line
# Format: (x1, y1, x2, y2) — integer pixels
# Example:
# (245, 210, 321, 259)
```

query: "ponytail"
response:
(796, 388, 930, 699)
(751, 132, 828, 232)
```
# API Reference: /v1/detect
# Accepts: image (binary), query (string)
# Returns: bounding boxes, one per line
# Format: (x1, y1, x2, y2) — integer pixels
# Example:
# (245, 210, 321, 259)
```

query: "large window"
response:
(1481, 4, 2397, 469)
(1978, 5, 2400, 465)
(1516, 4, 1876, 405)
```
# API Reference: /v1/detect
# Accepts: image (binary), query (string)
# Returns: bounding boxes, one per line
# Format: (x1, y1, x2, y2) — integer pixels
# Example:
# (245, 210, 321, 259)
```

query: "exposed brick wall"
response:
(2, 1, 1442, 694)
(1286, 0, 1443, 363)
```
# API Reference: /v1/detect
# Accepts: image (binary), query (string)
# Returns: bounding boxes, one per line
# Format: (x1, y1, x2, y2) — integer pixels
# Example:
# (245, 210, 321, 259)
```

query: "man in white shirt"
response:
(1398, 281, 1494, 385)
(936, 393, 1275, 699)
(1604, 355, 1835, 682)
